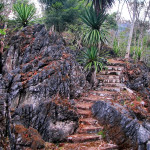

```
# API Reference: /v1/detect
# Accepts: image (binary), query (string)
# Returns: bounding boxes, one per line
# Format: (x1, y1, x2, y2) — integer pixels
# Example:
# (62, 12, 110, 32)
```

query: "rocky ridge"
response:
(0, 24, 87, 149)
(3, 24, 86, 108)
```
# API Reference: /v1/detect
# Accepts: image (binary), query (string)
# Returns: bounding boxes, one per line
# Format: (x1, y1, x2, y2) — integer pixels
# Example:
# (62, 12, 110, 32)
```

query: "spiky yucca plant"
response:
(78, 46, 104, 72)
(13, 2, 36, 27)
(81, 6, 108, 46)
(78, 46, 105, 87)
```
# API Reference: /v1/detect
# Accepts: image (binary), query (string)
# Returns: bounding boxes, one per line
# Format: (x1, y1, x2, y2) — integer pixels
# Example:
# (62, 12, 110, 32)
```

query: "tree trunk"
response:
(93, 0, 101, 15)
(133, 28, 137, 58)
(139, 1, 150, 61)
(86, 67, 98, 88)
(125, 0, 137, 59)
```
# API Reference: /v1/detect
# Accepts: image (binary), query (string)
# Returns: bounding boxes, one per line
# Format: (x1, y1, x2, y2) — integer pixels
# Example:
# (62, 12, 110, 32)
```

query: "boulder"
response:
(92, 101, 150, 150)
(12, 100, 78, 142)
(124, 61, 150, 98)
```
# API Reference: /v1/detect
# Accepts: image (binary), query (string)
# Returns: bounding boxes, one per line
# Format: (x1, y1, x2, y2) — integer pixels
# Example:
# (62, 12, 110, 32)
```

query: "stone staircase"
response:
(65, 59, 127, 150)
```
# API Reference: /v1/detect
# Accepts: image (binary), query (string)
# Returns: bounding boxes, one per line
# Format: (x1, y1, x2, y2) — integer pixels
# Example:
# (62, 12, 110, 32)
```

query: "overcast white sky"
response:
(110, 1, 131, 20)
(111, 0, 150, 21)
(31, 0, 149, 21)
(32, 0, 131, 20)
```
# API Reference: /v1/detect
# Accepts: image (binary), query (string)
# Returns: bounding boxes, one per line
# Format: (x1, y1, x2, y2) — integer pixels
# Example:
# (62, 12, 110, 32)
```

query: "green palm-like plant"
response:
(81, 7, 108, 46)
(13, 2, 36, 27)
(78, 46, 104, 72)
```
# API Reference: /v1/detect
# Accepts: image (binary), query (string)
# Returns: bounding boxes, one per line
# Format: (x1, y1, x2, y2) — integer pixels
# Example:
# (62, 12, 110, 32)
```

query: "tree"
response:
(80, 0, 115, 87)
(125, 0, 150, 60)
(42, 0, 81, 32)
(125, 0, 137, 59)
(39, 0, 65, 8)
(138, 1, 150, 60)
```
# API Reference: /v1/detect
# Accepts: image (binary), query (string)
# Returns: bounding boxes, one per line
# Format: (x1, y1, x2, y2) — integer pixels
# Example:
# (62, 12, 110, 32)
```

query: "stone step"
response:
(99, 86, 121, 92)
(103, 78, 121, 83)
(98, 70, 122, 76)
(83, 145, 119, 150)
(97, 75, 120, 80)
(90, 91, 117, 97)
(76, 102, 93, 110)
(82, 94, 114, 101)
(97, 75, 122, 83)
(101, 83, 126, 88)
(77, 109, 92, 117)
(80, 118, 99, 125)
(81, 96, 113, 103)
(77, 125, 103, 134)
(100, 144, 119, 150)
(61, 141, 119, 150)
(67, 134, 101, 143)
(107, 59, 126, 66)
(105, 66, 124, 71)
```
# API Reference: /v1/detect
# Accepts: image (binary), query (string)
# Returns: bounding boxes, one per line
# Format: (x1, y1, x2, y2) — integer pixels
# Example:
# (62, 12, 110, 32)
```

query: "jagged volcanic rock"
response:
(12, 100, 78, 142)
(92, 100, 150, 150)
(2, 24, 86, 108)
(0, 24, 87, 145)
(124, 61, 150, 98)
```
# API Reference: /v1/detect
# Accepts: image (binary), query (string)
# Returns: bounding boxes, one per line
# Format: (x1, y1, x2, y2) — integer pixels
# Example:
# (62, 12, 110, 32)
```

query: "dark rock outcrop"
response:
(12, 100, 78, 142)
(92, 100, 150, 150)
(124, 61, 150, 98)
(3, 24, 86, 108)
(0, 24, 86, 147)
